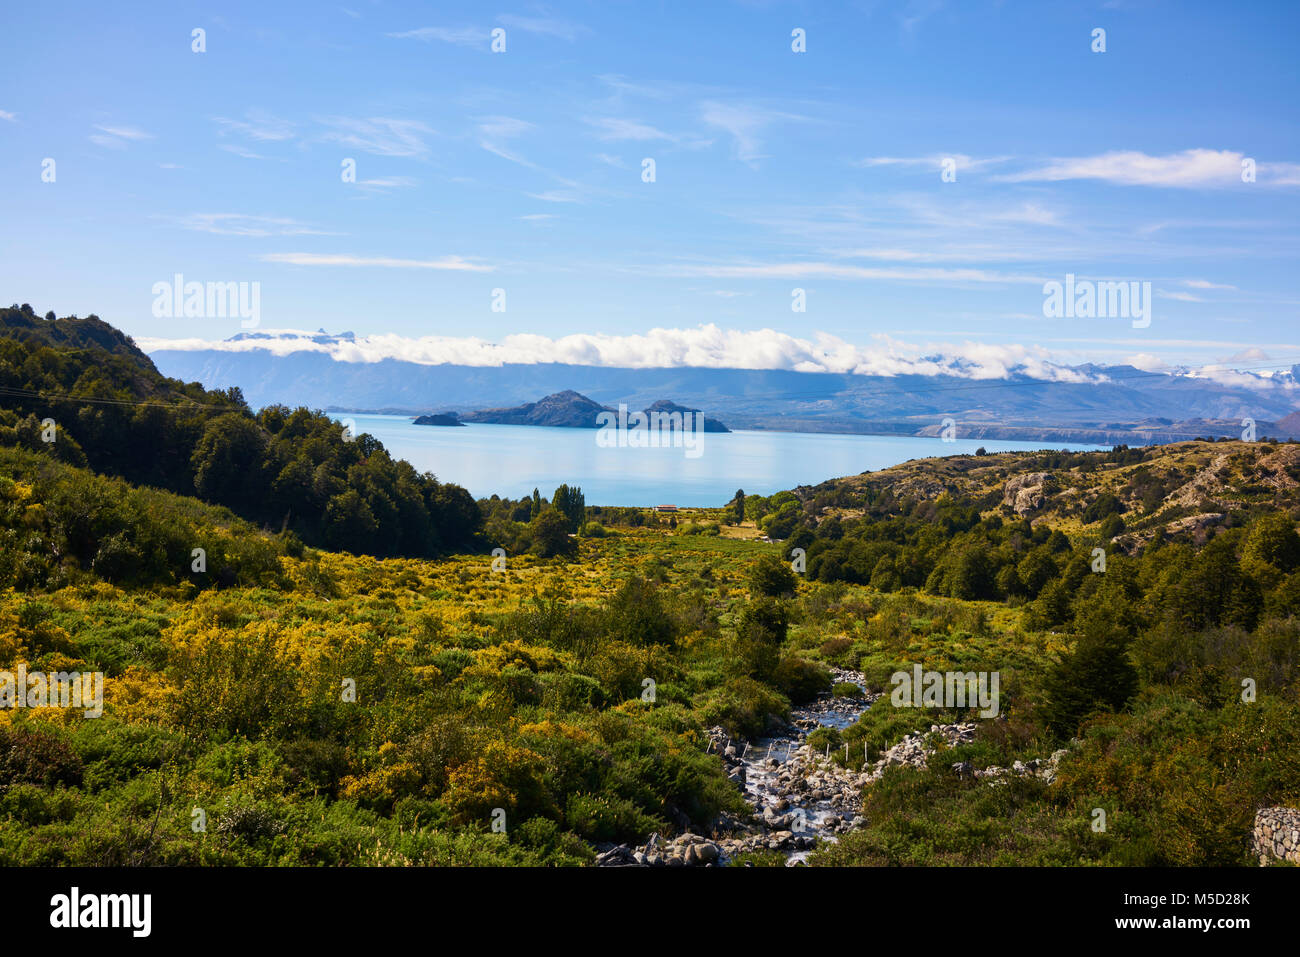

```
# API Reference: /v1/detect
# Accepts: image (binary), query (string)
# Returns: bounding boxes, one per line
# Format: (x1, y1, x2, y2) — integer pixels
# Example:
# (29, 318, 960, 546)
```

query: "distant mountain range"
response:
(146, 329, 1300, 445)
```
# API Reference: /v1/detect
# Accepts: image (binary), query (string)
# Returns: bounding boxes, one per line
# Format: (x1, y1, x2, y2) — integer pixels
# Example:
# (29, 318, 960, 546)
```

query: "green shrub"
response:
(772, 657, 831, 704)
(805, 726, 842, 755)
(539, 672, 605, 711)
(0, 724, 83, 789)
(750, 554, 797, 597)
(564, 792, 661, 844)
(603, 578, 677, 648)
(697, 676, 789, 740)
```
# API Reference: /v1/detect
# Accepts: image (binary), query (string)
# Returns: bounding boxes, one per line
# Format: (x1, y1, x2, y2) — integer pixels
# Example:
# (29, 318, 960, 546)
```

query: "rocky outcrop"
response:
(963, 750, 1070, 784)
(863, 722, 1069, 785)
(866, 722, 977, 780)
(1002, 472, 1052, 516)
(1112, 511, 1225, 555)
(1161, 453, 1232, 512)
(1251, 807, 1300, 866)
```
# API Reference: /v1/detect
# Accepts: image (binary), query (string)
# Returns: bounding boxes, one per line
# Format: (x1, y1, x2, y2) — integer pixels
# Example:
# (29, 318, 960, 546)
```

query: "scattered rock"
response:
(1252, 807, 1300, 866)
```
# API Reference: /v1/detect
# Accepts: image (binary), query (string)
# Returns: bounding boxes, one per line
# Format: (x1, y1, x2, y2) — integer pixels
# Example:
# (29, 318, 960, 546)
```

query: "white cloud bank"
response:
(139, 324, 1101, 381)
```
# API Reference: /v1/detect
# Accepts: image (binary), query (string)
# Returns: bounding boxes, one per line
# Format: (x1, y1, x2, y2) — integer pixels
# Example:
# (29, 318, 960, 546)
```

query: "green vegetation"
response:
(2, 307, 1299, 867)
(0, 306, 480, 558)
(783, 442, 1300, 865)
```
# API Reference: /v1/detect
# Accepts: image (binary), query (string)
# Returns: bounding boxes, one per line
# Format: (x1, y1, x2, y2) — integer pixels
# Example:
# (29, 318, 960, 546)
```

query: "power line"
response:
(0, 384, 242, 413)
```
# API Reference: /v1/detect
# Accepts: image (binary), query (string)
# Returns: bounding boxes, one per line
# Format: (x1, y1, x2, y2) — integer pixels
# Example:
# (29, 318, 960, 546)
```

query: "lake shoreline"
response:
(324, 408, 1148, 446)
(328, 413, 1110, 506)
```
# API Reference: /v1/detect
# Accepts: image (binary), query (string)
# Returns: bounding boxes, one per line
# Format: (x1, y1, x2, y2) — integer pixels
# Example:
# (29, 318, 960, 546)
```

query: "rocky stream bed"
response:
(595, 667, 1069, 868)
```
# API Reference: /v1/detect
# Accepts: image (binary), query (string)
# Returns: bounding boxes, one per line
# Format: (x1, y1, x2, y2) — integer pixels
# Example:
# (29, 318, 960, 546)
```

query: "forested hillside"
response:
(0, 305, 480, 557)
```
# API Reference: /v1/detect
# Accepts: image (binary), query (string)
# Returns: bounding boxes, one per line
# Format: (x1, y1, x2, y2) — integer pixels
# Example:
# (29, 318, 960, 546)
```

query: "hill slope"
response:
(0, 306, 481, 556)
(0, 303, 157, 373)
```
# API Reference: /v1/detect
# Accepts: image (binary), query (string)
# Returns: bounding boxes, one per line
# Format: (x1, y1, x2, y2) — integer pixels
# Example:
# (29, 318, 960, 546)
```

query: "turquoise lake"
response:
(329, 414, 1109, 506)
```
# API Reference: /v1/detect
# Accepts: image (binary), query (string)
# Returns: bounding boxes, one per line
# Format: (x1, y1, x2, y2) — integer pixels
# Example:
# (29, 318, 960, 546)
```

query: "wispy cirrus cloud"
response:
(316, 116, 435, 158)
(830, 246, 1040, 264)
(474, 115, 607, 200)
(175, 213, 337, 237)
(479, 116, 533, 140)
(386, 26, 483, 48)
(384, 17, 589, 50)
(219, 143, 271, 160)
(214, 110, 296, 142)
(1264, 163, 1300, 186)
(856, 153, 1011, 175)
(899, 0, 947, 36)
(477, 115, 537, 167)
(0, 110, 16, 122)
(496, 14, 587, 41)
(740, 192, 1286, 271)
(527, 189, 585, 203)
(1001, 148, 1300, 188)
(89, 124, 153, 149)
(261, 252, 491, 271)
(355, 175, 418, 193)
(641, 260, 1047, 284)
(595, 74, 672, 102)
(700, 101, 805, 167)
(585, 116, 676, 142)
(212, 110, 295, 160)
(713, 187, 1075, 258)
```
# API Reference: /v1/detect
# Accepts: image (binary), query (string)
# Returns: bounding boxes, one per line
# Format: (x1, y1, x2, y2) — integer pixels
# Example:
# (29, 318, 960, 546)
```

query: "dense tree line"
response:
(478, 485, 591, 559)
(0, 306, 480, 556)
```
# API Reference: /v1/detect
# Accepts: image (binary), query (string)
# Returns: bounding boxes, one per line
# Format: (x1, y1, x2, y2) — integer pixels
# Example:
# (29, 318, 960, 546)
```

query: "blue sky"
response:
(2, 0, 1298, 376)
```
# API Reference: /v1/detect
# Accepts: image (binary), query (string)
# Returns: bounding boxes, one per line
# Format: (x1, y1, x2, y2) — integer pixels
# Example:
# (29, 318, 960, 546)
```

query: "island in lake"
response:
(412, 413, 466, 427)
(457, 390, 730, 432)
